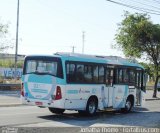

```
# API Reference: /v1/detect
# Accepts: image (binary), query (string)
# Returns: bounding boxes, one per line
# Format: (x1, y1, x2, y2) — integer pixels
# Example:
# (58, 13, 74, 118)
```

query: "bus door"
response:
(136, 70, 142, 105)
(104, 67, 114, 107)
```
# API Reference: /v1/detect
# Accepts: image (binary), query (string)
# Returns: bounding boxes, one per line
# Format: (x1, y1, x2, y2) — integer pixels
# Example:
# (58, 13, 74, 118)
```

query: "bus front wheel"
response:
(48, 107, 65, 114)
(121, 97, 133, 113)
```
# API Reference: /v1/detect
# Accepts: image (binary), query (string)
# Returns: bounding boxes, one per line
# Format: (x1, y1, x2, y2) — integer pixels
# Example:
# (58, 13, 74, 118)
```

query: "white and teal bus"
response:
(21, 52, 146, 115)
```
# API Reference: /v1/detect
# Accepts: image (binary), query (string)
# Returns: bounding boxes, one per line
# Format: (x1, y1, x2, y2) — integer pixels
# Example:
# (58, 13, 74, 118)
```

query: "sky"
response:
(0, 0, 159, 57)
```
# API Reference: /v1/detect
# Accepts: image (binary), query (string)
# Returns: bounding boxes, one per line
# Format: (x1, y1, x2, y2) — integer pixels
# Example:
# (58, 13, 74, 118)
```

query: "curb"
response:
(0, 103, 22, 107)
(145, 98, 160, 101)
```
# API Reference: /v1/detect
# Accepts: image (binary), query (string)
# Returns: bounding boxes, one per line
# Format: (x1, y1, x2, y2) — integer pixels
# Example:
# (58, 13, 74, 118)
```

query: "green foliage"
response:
(0, 59, 23, 68)
(115, 12, 160, 72)
(0, 20, 13, 52)
(139, 62, 154, 80)
(115, 12, 160, 97)
(0, 21, 8, 35)
(115, 12, 160, 63)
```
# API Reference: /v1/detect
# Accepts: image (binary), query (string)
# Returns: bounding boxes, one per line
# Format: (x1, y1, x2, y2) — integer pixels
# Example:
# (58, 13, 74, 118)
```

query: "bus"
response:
(21, 52, 146, 115)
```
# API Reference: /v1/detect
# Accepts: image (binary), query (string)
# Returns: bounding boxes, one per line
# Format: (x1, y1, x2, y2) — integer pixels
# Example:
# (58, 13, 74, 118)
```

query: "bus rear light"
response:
(54, 86, 62, 100)
(21, 83, 24, 97)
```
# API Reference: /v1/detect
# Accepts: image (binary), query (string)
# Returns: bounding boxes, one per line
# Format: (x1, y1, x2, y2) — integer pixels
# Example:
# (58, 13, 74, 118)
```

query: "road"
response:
(0, 100, 160, 128)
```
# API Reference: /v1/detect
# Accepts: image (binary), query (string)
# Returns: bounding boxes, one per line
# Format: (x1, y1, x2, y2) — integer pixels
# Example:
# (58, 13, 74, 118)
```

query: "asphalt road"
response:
(0, 100, 160, 128)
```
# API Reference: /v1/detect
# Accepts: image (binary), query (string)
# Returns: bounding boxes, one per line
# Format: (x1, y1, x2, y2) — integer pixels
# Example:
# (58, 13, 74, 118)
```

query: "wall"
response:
(0, 68, 23, 78)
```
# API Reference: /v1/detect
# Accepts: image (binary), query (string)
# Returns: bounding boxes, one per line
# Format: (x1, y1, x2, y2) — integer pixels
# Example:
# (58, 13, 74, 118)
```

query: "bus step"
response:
(104, 107, 113, 111)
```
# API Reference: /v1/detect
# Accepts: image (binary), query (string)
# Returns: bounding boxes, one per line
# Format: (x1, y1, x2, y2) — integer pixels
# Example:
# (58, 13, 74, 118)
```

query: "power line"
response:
(106, 0, 160, 15)
(106, 0, 160, 14)
(122, 0, 160, 11)
(143, 0, 160, 6)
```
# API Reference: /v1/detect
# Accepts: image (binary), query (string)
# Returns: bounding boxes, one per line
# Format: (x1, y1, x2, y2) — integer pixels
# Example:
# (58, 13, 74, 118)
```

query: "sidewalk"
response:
(0, 90, 22, 107)
(144, 90, 160, 101)
(0, 95, 22, 107)
(0, 90, 160, 107)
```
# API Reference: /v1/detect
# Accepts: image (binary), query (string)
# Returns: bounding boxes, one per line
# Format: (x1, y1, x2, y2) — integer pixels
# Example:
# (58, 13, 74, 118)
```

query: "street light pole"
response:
(82, 31, 85, 54)
(15, 0, 20, 80)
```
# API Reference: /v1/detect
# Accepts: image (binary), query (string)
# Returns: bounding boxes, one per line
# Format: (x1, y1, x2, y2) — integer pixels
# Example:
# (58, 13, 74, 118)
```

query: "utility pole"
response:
(15, 0, 20, 80)
(82, 31, 85, 54)
(71, 46, 76, 53)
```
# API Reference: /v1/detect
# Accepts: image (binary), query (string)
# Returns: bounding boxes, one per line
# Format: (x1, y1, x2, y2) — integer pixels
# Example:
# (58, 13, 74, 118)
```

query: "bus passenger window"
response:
(84, 65, 93, 83)
(93, 66, 98, 83)
(99, 66, 104, 83)
(118, 69, 123, 83)
(105, 70, 110, 85)
(129, 70, 136, 84)
(105, 68, 114, 86)
(76, 64, 84, 82)
(110, 69, 114, 85)
(123, 69, 129, 83)
(66, 63, 76, 82)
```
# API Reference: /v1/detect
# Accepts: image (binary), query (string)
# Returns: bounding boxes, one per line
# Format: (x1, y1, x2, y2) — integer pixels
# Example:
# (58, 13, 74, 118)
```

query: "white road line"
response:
(0, 106, 39, 110)
(0, 111, 50, 116)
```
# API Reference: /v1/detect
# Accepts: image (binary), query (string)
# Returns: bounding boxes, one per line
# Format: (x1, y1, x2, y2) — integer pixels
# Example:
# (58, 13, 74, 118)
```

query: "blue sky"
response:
(0, 0, 159, 56)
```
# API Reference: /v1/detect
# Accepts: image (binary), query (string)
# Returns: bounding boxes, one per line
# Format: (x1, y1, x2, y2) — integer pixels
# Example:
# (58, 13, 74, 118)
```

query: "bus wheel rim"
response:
(125, 100, 131, 110)
(89, 102, 96, 114)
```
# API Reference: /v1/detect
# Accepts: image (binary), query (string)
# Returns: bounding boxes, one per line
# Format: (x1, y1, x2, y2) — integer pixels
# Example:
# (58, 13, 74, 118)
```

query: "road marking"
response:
(0, 106, 39, 110)
(0, 111, 50, 116)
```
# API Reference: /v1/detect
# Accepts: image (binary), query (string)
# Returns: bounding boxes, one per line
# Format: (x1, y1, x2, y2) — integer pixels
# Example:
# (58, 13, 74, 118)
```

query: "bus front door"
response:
(103, 67, 114, 108)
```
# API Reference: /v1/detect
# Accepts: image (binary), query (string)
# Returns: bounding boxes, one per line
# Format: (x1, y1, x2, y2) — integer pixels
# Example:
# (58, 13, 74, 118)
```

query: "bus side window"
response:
(93, 66, 98, 83)
(99, 66, 104, 83)
(84, 65, 93, 83)
(129, 69, 136, 85)
(123, 68, 129, 83)
(118, 69, 123, 83)
(105, 68, 114, 86)
(66, 63, 76, 83)
(105, 69, 110, 85)
(76, 64, 84, 82)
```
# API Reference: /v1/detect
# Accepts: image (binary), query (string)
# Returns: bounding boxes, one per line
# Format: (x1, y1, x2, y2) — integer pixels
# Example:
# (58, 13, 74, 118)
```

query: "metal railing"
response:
(0, 83, 21, 90)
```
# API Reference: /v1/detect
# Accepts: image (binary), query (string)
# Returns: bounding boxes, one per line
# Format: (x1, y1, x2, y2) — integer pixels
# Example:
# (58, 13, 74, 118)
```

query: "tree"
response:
(0, 20, 12, 52)
(139, 62, 154, 80)
(115, 12, 160, 97)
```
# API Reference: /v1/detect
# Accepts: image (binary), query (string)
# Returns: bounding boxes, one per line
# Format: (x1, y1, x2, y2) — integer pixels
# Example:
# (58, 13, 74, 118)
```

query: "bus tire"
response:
(48, 107, 65, 114)
(86, 97, 98, 116)
(121, 97, 133, 113)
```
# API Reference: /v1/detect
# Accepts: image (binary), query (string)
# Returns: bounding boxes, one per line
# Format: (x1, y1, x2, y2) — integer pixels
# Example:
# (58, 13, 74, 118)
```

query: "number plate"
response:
(35, 102, 43, 106)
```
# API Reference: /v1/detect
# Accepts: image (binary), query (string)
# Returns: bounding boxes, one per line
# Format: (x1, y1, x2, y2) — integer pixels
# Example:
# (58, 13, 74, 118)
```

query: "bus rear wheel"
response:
(86, 97, 98, 116)
(48, 107, 65, 114)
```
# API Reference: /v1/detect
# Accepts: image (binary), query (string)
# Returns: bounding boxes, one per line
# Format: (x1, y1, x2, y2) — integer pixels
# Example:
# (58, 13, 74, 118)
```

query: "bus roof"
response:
(55, 52, 144, 69)
(25, 52, 144, 69)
